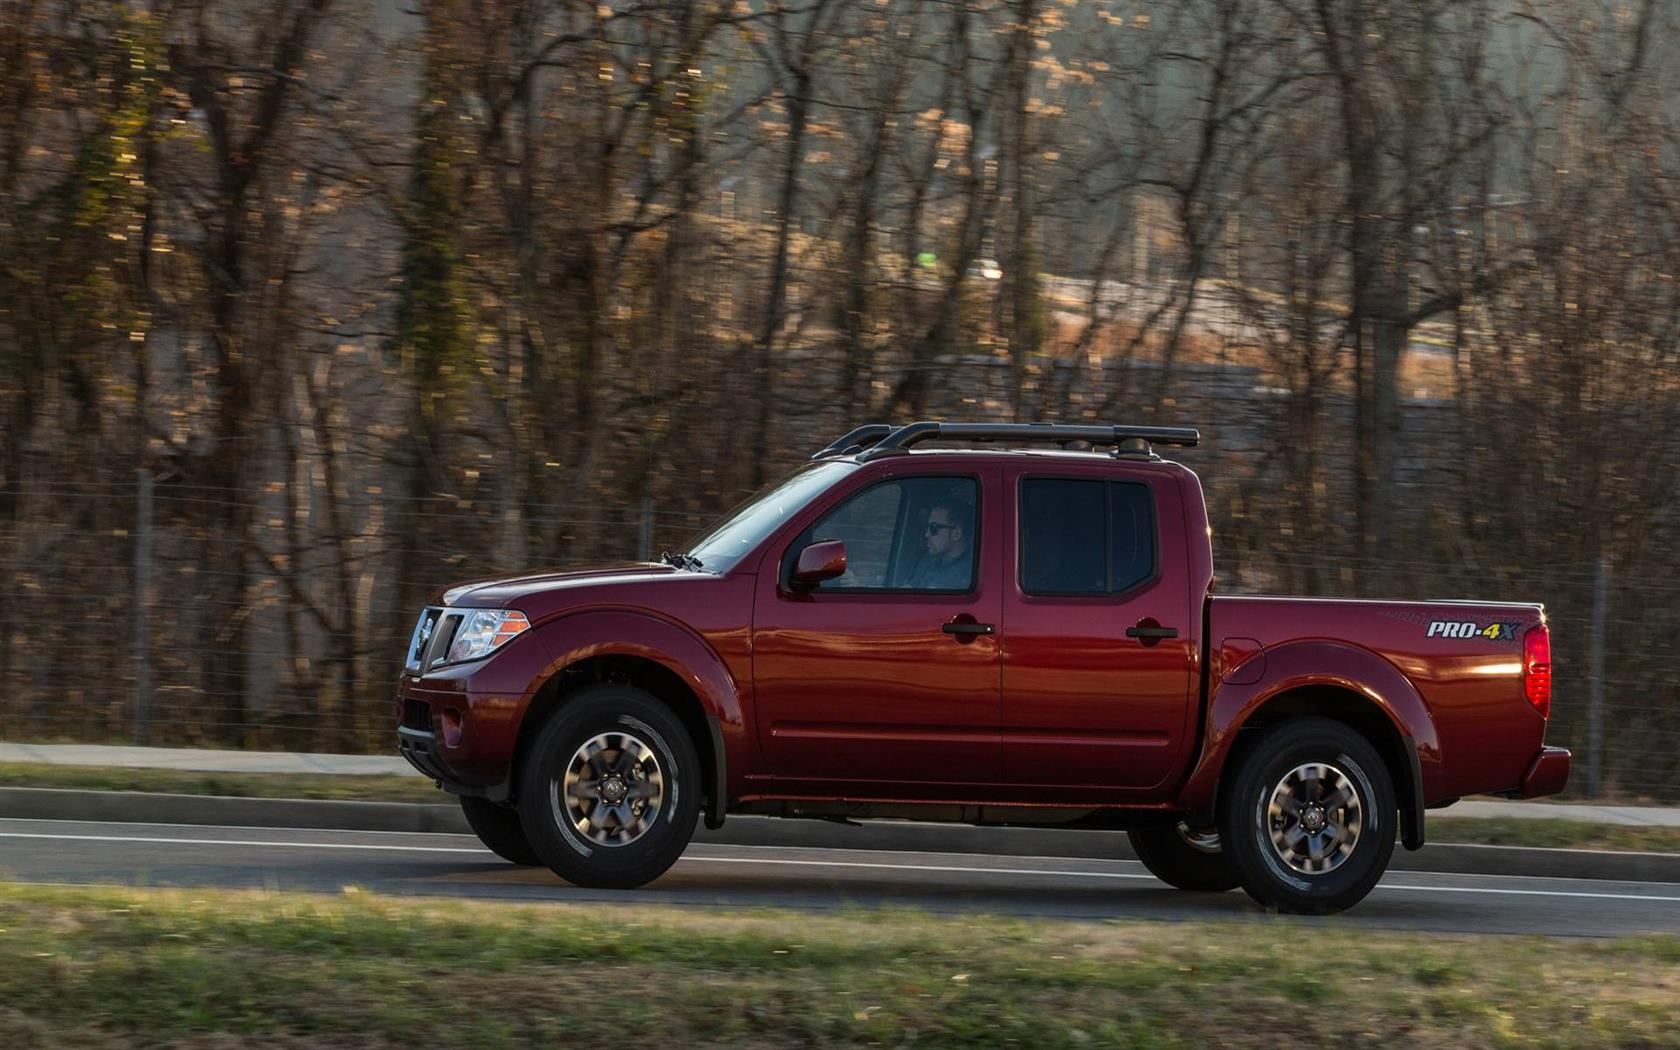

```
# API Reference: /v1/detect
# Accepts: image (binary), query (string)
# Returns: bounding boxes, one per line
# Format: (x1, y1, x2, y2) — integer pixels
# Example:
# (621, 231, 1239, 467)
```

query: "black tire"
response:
(1219, 716, 1397, 915)
(1127, 824, 1242, 892)
(459, 795, 542, 865)
(516, 684, 701, 889)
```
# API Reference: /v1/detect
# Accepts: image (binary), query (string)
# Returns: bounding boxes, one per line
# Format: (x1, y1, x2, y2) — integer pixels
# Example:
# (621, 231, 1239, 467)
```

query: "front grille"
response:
(402, 699, 434, 732)
(426, 613, 462, 668)
(407, 608, 442, 672)
(406, 607, 464, 674)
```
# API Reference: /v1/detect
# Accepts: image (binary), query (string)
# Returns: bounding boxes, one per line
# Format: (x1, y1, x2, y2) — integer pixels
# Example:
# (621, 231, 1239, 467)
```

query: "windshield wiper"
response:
(659, 550, 704, 572)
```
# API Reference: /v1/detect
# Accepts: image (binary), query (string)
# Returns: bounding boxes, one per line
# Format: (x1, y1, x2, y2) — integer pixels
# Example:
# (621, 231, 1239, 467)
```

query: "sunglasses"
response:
(924, 522, 956, 535)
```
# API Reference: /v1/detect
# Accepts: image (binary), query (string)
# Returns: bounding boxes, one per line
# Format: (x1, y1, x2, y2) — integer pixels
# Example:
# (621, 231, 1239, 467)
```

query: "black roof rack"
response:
(811, 421, 1200, 462)
(811, 424, 897, 460)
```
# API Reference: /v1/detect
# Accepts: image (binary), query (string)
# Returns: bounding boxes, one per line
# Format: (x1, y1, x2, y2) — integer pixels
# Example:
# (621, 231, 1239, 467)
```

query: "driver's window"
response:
(804, 476, 978, 592)
(811, 483, 902, 588)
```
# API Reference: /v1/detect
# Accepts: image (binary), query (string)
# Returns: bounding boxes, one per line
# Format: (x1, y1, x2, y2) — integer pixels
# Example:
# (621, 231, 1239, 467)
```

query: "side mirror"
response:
(790, 539, 847, 587)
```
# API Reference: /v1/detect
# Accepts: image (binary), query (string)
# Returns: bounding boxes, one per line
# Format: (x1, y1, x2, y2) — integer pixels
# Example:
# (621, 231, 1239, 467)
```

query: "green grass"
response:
(0, 881, 1674, 1048)
(0, 762, 443, 804)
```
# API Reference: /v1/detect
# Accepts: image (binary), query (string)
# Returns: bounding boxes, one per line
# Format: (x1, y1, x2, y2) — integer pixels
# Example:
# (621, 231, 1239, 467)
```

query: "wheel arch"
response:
(515, 610, 748, 828)
(1177, 641, 1439, 850)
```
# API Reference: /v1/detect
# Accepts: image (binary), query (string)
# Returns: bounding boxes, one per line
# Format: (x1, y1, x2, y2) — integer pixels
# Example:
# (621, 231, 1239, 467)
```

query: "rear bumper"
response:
(1515, 746, 1571, 799)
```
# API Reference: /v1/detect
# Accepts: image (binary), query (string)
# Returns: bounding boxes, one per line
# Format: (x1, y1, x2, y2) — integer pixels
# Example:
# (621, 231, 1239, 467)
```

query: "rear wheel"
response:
(1128, 823, 1241, 892)
(459, 795, 541, 865)
(517, 684, 701, 889)
(1219, 716, 1396, 914)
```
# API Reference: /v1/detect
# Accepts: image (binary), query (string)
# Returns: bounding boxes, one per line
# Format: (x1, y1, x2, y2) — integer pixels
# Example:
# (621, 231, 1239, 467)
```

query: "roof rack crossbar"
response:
(812, 423, 897, 460)
(859, 421, 1199, 459)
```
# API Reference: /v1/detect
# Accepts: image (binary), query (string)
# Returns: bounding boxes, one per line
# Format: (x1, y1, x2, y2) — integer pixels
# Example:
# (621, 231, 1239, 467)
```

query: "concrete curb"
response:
(0, 787, 471, 835)
(4, 787, 1676, 884)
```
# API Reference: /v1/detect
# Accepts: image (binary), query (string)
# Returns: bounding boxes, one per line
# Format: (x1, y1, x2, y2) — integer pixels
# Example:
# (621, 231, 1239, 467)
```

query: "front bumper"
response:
(397, 723, 511, 801)
(398, 724, 455, 785)
(395, 673, 523, 800)
(1515, 746, 1571, 799)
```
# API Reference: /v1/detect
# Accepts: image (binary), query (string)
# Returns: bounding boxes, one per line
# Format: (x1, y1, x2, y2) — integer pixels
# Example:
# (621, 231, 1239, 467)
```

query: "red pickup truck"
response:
(396, 422, 1568, 913)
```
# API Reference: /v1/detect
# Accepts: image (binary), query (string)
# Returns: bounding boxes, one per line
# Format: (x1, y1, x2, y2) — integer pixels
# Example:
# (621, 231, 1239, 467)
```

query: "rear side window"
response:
(1019, 478, 1156, 596)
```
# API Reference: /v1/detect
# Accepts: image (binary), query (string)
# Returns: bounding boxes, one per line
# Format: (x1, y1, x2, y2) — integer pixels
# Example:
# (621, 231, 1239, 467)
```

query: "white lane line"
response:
(1413, 841, 1680, 860)
(1378, 883, 1680, 903)
(683, 857, 1680, 902)
(0, 828, 1126, 869)
(0, 816, 467, 839)
(5, 831, 1680, 905)
(4, 817, 1675, 871)
(678, 855, 1157, 881)
(0, 818, 1145, 865)
(0, 831, 488, 854)
(689, 843, 1147, 871)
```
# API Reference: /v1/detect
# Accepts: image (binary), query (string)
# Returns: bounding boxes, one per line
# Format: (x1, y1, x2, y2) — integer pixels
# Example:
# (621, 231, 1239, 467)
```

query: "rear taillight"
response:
(1523, 624, 1552, 720)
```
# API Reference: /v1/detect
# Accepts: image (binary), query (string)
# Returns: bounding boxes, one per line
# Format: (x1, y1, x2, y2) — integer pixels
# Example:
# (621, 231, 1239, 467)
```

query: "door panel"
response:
(1001, 464, 1196, 792)
(751, 467, 1003, 791)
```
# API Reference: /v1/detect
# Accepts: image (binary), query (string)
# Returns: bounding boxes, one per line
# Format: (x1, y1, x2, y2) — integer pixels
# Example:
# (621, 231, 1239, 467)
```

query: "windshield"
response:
(682, 460, 856, 573)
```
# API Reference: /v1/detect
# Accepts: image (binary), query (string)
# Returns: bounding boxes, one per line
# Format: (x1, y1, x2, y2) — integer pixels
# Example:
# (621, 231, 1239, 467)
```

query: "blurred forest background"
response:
(1, 0, 1676, 798)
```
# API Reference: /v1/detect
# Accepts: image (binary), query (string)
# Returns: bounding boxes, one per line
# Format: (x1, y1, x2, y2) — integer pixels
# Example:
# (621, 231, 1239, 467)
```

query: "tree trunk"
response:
(749, 86, 809, 487)
(1004, 0, 1040, 421)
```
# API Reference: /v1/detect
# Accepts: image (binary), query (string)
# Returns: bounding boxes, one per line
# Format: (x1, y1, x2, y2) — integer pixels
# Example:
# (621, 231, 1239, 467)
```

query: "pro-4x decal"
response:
(1427, 620, 1520, 641)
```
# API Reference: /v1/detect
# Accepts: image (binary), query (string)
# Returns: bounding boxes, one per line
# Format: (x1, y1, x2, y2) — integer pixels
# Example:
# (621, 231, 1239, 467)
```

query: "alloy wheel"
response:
(1265, 761, 1363, 875)
(553, 730, 665, 847)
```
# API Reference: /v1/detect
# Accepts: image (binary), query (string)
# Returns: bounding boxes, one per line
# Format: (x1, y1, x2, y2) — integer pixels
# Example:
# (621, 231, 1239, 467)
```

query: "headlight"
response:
(445, 609, 531, 664)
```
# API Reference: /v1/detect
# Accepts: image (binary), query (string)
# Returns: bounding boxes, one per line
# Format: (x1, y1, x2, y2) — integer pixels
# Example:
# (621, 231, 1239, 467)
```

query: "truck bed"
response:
(1206, 596, 1549, 803)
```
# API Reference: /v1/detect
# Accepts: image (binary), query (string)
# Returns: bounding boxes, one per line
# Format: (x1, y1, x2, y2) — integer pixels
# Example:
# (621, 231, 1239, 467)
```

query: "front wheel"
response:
(516, 684, 701, 889)
(1127, 824, 1241, 892)
(1219, 716, 1396, 914)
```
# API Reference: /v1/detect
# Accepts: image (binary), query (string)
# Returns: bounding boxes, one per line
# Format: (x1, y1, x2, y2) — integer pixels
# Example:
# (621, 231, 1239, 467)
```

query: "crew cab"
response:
(396, 421, 1569, 913)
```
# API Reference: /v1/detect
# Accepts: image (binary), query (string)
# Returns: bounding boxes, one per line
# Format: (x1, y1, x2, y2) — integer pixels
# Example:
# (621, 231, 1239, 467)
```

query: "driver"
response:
(909, 498, 974, 589)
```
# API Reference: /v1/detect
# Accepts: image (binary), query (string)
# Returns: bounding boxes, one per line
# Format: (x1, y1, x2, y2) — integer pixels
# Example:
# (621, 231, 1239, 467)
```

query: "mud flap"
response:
(705, 713, 728, 830)
(1401, 734, 1425, 851)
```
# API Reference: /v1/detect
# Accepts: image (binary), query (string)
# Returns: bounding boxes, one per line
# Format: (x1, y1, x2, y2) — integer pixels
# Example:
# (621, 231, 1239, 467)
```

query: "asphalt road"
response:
(3, 816, 1677, 937)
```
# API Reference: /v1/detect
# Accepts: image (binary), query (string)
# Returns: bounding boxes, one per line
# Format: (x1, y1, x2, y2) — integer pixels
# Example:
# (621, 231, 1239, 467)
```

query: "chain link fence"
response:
(1, 462, 1674, 802)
